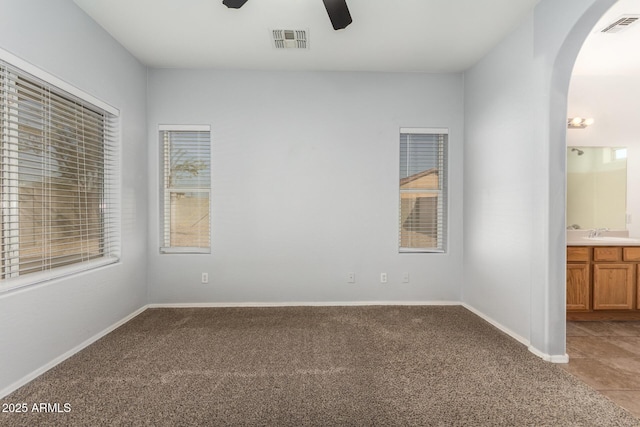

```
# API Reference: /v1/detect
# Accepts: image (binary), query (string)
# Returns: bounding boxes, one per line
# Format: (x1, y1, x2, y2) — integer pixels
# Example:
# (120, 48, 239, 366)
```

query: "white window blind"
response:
(399, 128, 448, 252)
(0, 59, 119, 290)
(160, 126, 211, 253)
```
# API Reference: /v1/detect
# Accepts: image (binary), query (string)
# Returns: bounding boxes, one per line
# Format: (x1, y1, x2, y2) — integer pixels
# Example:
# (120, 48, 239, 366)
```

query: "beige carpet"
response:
(1, 305, 639, 426)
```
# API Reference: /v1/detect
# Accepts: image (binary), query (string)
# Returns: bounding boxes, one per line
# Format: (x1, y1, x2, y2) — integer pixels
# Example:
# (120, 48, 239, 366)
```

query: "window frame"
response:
(398, 127, 448, 254)
(159, 124, 211, 254)
(0, 48, 120, 292)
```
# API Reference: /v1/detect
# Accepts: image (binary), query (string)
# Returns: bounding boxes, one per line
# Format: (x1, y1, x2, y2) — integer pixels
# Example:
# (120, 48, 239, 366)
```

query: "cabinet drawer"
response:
(593, 247, 622, 262)
(567, 247, 590, 262)
(623, 247, 640, 262)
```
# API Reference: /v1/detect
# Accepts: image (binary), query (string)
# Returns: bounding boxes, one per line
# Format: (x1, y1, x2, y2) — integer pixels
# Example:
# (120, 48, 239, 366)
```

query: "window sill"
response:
(399, 248, 446, 254)
(160, 247, 211, 255)
(0, 256, 119, 293)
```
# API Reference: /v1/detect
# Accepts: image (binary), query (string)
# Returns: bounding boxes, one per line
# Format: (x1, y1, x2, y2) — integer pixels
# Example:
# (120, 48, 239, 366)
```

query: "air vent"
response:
(272, 29, 308, 49)
(600, 15, 640, 33)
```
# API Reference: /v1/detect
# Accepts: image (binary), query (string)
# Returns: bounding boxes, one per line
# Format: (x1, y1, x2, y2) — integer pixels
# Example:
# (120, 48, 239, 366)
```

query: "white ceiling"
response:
(573, 0, 640, 76)
(72, 0, 540, 73)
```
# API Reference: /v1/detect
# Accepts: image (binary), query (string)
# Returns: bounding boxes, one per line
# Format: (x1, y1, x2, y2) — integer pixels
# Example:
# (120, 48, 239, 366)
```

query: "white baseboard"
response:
(460, 303, 531, 347)
(0, 305, 148, 399)
(147, 300, 461, 308)
(528, 346, 570, 364)
(461, 303, 568, 364)
(549, 354, 570, 364)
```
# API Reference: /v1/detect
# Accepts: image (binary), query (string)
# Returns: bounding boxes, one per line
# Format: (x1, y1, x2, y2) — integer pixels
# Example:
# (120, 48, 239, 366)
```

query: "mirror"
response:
(567, 147, 627, 230)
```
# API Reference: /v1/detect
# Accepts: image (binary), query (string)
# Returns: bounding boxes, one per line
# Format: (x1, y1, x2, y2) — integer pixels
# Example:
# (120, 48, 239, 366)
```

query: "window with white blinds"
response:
(399, 128, 448, 252)
(0, 57, 119, 291)
(160, 126, 211, 253)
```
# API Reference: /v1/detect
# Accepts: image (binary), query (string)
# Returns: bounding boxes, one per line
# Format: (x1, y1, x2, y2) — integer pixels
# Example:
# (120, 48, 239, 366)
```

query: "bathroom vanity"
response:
(567, 233, 640, 320)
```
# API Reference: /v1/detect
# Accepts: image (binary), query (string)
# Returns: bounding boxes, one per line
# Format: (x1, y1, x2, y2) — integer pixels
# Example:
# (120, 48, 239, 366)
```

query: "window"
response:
(399, 128, 448, 252)
(160, 125, 211, 253)
(612, 147, 627, 161)
(0, 55, 119, 291)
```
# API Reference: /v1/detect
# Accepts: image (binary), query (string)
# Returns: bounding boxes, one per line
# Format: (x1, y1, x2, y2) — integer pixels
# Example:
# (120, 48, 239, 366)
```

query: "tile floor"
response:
(561, 321, 640, 419)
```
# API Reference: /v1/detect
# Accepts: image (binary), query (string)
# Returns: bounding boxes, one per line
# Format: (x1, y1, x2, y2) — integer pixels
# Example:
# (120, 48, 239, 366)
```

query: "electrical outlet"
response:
(347, 272, 355, 283)
(402, 272, 410, 283)
(380, 273, 387, 283)
(201, 272, 209, 284)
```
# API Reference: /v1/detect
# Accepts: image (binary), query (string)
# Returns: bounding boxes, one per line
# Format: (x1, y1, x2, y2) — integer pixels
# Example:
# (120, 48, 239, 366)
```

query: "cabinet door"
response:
(567, 263, 590, 311)
(593, 264, 635, 310)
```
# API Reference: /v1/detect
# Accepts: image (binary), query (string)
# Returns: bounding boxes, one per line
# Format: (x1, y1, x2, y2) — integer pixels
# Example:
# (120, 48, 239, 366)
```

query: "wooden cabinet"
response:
(567, 263, 590, 311)
(567, 245, 640, 320)
(568, 247, 590, 262)
(593, 264, 634, 310)
(594, 247, 621, 262)
(624, 248, 640, 262)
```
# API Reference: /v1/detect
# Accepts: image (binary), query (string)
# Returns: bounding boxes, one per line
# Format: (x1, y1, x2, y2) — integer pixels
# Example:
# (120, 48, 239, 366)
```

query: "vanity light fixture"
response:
(567, 117, 594, 129)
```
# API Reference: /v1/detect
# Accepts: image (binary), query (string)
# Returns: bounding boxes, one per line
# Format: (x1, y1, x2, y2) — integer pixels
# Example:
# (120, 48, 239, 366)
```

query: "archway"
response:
(545, 0, 618, 357)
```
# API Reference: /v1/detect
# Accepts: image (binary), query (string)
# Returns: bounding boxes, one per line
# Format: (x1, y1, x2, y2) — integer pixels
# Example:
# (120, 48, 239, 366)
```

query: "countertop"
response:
(566, 230, 640, 246)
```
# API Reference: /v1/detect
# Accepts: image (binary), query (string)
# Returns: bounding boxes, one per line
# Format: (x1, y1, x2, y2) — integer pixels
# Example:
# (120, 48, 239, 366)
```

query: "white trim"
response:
(148, 301, 461, 308)
(0, 257, 119, 293)
(550, 354, 570, 364)
(0, 305, 147, 399)
(461, 303, 569, 363)
(461, 303, 530, 347)
(160, 247, 211, 254)
(399, 248, 446, 254)
(0, 47, 119, 117)
(528, 346, 570, 364)
(400, 127, 448, 135)
(158, 124, 210, 131)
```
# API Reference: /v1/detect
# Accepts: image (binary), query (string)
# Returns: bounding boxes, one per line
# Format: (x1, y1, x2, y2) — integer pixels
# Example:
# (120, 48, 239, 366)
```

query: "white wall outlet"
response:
(347, 272, 355, 283)
(402, 272, 410, 283)
(380, 273, 387, 283)
(201, 273, 209, 284)
(627, 214, 632, 225)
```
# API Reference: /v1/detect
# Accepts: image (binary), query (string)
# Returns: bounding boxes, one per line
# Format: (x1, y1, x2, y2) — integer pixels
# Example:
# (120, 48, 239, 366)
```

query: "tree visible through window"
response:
(0, 60, 119, 289)
(399, 128, 448, 252)
(160, 126, 211, 253)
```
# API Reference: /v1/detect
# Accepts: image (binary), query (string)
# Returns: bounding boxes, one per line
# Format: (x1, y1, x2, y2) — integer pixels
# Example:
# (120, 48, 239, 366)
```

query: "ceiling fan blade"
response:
(222, 0, 249, 8)
(322, 0, 352, 30)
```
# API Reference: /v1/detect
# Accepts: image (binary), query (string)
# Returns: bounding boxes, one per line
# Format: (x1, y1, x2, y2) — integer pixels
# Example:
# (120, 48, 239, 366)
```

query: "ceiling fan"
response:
(222, 0, 353, 30)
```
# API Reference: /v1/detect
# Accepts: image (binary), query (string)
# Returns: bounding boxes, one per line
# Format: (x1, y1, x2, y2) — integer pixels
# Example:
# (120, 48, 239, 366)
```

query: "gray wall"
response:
(0, 0, 148, 393)
(463, 0, 618, 359)
(147, 69, 464, 304)
(463, 15, 535, 341)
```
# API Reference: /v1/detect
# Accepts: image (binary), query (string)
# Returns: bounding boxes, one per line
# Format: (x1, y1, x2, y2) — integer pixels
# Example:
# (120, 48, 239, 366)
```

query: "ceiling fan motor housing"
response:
(222, 0, 249, 9)
(322, 0, 352, 30)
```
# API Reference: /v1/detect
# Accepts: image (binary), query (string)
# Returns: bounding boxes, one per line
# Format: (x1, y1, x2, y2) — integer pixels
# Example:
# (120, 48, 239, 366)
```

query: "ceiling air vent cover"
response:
(600, 15, 640, 33)
(272, 30, 308, 49)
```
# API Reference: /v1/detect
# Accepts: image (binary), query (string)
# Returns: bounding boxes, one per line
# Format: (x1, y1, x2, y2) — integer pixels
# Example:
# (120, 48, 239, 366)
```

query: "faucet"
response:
(588, 228, 609, 238)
